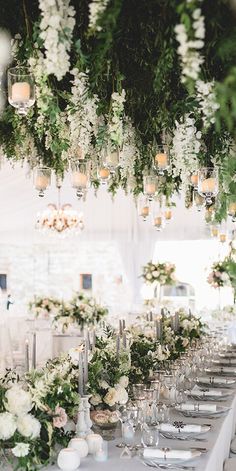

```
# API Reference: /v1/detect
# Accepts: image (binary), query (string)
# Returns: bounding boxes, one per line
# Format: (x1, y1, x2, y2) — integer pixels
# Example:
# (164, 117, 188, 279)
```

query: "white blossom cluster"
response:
(171, 114, 202, 186)
(175, 7, 205, 83)
(108, 89, 126, 147)
(67, 68, 99, 159)
(196, 80, 220, 127)
(88, 0, 109, 32)
(119, 119, 138, 189)
(39, 0, 75, 80)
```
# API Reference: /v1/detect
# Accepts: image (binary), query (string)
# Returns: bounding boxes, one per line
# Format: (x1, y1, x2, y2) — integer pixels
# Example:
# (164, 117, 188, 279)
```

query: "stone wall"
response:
(0, 241, 133, 318)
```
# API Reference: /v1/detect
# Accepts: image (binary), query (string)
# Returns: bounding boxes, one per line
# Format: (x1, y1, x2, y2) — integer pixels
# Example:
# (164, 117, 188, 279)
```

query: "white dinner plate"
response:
(175, 404, 230, 418)
(141, 450, 202, 465)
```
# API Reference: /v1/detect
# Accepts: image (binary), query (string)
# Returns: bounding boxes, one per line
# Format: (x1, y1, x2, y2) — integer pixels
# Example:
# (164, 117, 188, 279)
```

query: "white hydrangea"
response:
(17, 414, 41, 439)
(196, 80, 220, 127)
(171, 114, 202, 187)
(12, 443, 30, 457)
(39, 0, 75, 80)
(88, 0, 109, 32)
(5, 385, 32, 416)
(0, 412, 17, 440)
(67, 68, 99, 160)
(175, 6, 205, 84)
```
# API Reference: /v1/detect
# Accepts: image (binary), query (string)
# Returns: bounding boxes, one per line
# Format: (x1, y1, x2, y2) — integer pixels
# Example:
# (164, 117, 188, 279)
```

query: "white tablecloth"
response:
(45, 391, 236, 471)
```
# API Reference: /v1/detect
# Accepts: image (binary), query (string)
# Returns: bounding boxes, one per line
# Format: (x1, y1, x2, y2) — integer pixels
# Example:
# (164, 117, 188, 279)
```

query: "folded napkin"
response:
(177, 403, 217, 412)
(198, 376, 232, 384)
(209, 367, 236, 374)
(143, 448, 193, 460)
(159, 423, 201, 433)
(190, 388, 222, 397)
(224, 458, 236, 471)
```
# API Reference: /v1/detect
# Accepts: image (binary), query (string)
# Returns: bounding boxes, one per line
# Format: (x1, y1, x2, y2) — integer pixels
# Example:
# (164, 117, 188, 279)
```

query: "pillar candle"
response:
(32, 332, 36, 369)
(155, 152, 168, 169)
(11, 82, 30, 102)
(119, 319, 123, 336)
(78, 352, 84, 396)
(25, 339, 29, 372)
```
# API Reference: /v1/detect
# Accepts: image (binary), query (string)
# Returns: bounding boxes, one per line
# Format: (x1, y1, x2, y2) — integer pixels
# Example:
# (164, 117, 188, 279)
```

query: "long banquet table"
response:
(45, 388, 236, 471)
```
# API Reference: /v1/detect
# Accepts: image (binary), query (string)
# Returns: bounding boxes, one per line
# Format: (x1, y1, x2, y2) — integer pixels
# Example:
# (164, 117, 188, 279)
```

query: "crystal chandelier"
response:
(36, 185, 84, 236)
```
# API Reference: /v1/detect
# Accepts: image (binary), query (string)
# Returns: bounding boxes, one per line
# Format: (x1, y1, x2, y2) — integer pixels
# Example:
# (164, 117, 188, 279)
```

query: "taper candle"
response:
(122, 332, 127, 349)
(119, 319, 123, 336)
(32, 332, 36, 369)
(116, 335, 120, 358)
(25, 339, 29, 372)
(78, 352, 84, 396)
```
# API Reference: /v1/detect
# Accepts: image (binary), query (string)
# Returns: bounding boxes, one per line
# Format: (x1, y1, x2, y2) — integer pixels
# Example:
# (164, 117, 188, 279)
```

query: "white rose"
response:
(6, 385, 32, 416)
(17, 414, 41, 439)
(146, 273, 152, 280)
(118, 376, 129, 388)
(114, 385, 128, 405)
(152, 270, 159, 278)
(90, 394, 102, 406)
(12, 443, 30, 457)
(0, 412, 17, 440)
(104, 388, 118, 407)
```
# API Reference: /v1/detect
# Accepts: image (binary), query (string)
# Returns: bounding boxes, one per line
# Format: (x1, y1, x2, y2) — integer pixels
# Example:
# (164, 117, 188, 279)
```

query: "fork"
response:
(141, 460, 195, 470)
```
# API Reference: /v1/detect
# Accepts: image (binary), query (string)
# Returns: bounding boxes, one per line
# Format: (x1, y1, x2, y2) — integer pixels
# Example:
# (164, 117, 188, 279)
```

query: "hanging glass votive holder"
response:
(198, 167, 219, 205)
(228, 197, 236, 223)
(143, 176, 158, 202)
(164, 208, 172, 223)
(153, 144, 169, 175)
(97, 164, 111, 185)
(34, 167, 51, 197)
(210, 224, 219, 238)
(102, 145, 120, 174)
(71, 162, 90, 199)
(193, 190, 205, 212)
(8, 66, 35, 115)
(152, 204, 165, 232)
(189, 173, 199, 190)
(138, 194, 150, 221)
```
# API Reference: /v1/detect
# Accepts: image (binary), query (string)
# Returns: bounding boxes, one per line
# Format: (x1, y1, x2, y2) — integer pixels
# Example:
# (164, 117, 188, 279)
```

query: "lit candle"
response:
(140, 206, 149, 217)
(155, 152, 168, 169)
(165, 209, 172, 221)
(72, 172, 88, 188)
(25, 339, 29, 372)
(190, 174, 198, 186)
(229, 202, 236, 216)
(99, 168, 110, 179)
(201, 177, 216, 193)
(11, 82, 30, 102)
(211, 227, 219, 238)
(32, 332, 36, 369)
(154, 217, 162, 227)
(146, 183, 156, 195)
(35, 175, 49, 191)
(219, 233, 226, 243)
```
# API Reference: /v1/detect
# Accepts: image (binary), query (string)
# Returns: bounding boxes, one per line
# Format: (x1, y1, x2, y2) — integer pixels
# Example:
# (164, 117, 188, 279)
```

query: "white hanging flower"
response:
(171, 113, 202, 187)
(119, 118, 138, 189)
(88, 0, 110, 32)
(38, 0, 75, 80)
(67, 68, 99, 160)
(175, 6, 205, 84)
(196, 80, 220, 127)
(108, 89, 126, 147)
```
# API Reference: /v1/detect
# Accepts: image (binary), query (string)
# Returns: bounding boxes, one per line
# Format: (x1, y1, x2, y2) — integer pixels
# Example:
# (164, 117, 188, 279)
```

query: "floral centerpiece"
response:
(141, 262, 176, 286)
(129, 335, 170, 384)
(88, 336, 130, 410)
(28, 296, 61, 319)
(207, 261, 231, 289)
(53, 292, 108, 331)
(0, 356, 79, 470)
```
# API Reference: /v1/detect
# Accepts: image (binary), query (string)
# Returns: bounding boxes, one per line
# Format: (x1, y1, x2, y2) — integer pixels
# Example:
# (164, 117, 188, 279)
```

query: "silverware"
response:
(141, 460, 195, 470)
(159, 432, 206, 442)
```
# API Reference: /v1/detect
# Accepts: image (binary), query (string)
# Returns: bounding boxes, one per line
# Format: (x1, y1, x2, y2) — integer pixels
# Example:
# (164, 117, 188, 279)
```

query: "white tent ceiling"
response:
(0, 160, 214, 246)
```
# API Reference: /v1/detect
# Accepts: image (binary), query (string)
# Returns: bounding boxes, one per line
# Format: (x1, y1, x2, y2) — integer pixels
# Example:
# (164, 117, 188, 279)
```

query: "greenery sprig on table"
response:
(0, 0, 235, 221)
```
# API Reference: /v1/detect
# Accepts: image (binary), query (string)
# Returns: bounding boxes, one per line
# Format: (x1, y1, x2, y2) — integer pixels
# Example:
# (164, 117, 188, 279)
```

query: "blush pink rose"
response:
(53, 406, 68, 428)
